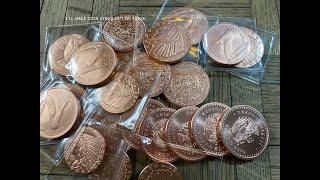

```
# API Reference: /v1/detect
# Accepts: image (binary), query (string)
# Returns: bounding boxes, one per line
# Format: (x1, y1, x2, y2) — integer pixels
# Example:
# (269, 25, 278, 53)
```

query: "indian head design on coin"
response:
(220, 105, 269, 160)
(202, 23, 250, 65)
(40, 88, 81, 139)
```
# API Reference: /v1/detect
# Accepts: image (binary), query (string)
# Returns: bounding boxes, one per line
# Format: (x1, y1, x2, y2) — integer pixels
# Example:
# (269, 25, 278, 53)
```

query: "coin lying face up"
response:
(220, 105, 269, 160)
(40, 88, 81, 139)
(138, 162, 183, 180)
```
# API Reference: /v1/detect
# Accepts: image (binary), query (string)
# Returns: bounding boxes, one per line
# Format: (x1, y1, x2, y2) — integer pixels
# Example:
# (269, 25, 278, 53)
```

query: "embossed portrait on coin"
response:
(231, 117, 259, 145)
(177, 122, 192, 147)
(204, 113, 220, 142)
(152, 119, 167, 148)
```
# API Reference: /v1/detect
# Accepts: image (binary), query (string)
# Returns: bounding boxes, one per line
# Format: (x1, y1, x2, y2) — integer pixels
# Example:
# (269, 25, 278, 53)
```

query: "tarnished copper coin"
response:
(100, 72, 139, 114)
(140, 108, 179, 162)
(71, 42, 118, 85)
(128, 52, 171, 97)
(220, 105, 269, 160)
(48, 34, 89, 76)
(64, 83, 85, 98)
(143, 20, 191, 63)
(202, 23, 250, 65)
(40, 88, 81, 139)
(123, 99, 165, 150)
(235, 27, 264, 68)
(165, 7, 209, 45)
(191, 102, 230, 156)
(138, 162, 183, 180)
(103, 13, 146, 52)
(164, 61, 210, 107)
(166, 106, 207, 161)
(64, 127, 106, 174)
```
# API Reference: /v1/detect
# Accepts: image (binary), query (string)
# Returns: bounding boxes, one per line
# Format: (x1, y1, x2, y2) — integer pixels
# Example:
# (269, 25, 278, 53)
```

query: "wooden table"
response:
(40, 0, 280, 179)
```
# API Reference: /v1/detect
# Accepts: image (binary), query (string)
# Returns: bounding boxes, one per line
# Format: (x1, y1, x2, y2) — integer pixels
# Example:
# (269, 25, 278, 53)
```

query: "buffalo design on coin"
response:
(128, 52, 171, 97)
(165, 7, 209, 45)
(100, 72, 139, 114)
(203, 23, 250, 65)
(191, 102, 230, 156)
(235, 27, 264, 68)
(122, 99, 165, 150)
(166, 106, 207, 161)
(103, 13, 146, 52)
(139, 108, 179, 162)
(143, 20, 191, 63)
(164, 61, 210, 107)
(40, 88, 81, 139)
(48, 34, 89, 76)
(64, 127, 106, 174)
(70, 42, 118, 85)
(220, 105, 269, 160)
(138, 162, 183, 180)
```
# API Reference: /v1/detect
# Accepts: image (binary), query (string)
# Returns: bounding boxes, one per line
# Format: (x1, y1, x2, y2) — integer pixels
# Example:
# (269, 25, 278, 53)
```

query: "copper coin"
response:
(117, 51, 134, 65)
(64, 83, 85, 97)
(40, 88, 81, 139)
(64, 127, 105, 174)
(138, 162, 183, 180)
(128, 52, 171, 97)
(220, 105, 269, 160)
(164, 61, 210, 107)
(202, 23, 250, 65)
(48, 34, 89, 76)
(123, 99, 165, 150)
(165, 7, 209, 45)
(235, 27, 264, 68)
(191, 102, 230, 156)
(140, 108, 179, 162)
(103, 13, 146, 52)
(100, 72, 139, 114)
(71, 42, 118, 85)
(143, 20, 191, 63)
(166, 106, 207, 161)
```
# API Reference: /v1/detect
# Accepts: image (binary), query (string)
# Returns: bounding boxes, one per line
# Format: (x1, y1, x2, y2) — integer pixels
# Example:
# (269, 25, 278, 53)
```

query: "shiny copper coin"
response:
(64, 83, 85, 98)
(220, 105, 269, 160)
(235, 27, 264, 68)
(143, 20, 191, 63)
(164, 61, 210, 107)
(166, 106, 207, 161)
(202, 23, 250, 65)
(64, 127, 106, 174)
(191, 102, 230, 156)
(123, 99, 165, 150)
(138, 162, 183, 180)
(128, 52, 171, 97)
(103, 13, 146, 52)
(71, 42, 118, 85)
(100, 72, 139, 114)
(40, 88, 81, 139)
(165, 7, 209, 45)
(140, 108, 179, 162)
(48, 34, 89, 76)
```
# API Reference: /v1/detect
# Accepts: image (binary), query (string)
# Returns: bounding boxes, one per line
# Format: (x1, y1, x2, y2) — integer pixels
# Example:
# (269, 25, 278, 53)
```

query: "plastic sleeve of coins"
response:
(220, 105, 269, 160)
(40, 88, 81, 139)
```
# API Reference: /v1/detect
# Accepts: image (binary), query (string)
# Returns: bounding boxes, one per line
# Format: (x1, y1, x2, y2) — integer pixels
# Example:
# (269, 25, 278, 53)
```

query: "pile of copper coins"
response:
(40, 7, 269, 180)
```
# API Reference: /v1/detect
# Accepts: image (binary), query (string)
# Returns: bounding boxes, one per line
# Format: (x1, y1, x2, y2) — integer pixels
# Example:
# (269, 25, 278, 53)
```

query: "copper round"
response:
(64, 127, 106, 174)
(165, 7, 209, 45)
(103, 13, 146, 52)
(143, 20, 191, 63)
(140, 108, 179, 162)
(40, 88, 81, 139)
(164, 61, 210, 107)
(128, 52, 171, 97)
(138, 162, 183, 180)
(100, 72, 139, 114)
(166, 106, 207, 161)
(123, 99, 165, 150)
(202, 23, 250, 65)
(48, 34, 89, 76)
(71, 42, 118, 85)
(235, 27, 264, 68)
(191, 102, 230, 156)
(220, 105, 269, 160)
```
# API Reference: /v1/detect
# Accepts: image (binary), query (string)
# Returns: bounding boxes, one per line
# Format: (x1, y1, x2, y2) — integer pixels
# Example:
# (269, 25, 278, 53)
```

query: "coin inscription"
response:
(138, 162, 183, 180)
